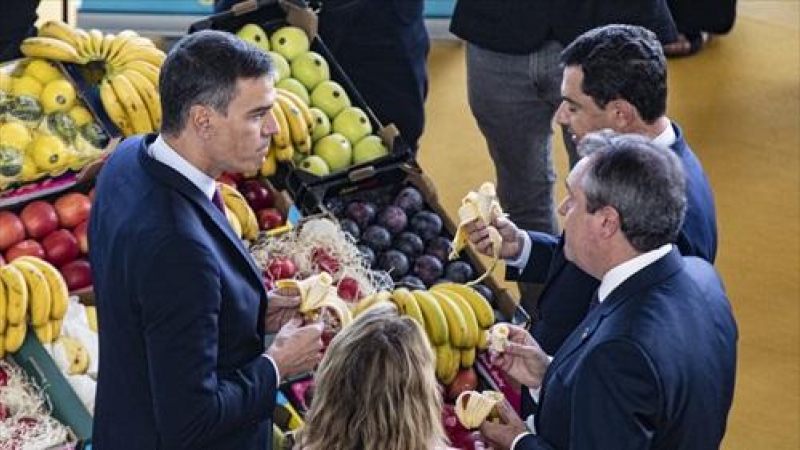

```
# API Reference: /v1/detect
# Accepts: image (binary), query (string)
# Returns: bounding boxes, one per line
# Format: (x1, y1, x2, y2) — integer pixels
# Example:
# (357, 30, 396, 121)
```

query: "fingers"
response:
(268, 290, 302, 308)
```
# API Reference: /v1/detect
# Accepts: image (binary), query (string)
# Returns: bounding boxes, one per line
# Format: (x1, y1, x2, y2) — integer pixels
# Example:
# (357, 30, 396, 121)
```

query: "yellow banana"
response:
(390, 288, 426, 329)
(4, 322, 27, 353)
(295, 135, 312, 154)
(52, 318, 64, 339)
(37, 20, 82, 48)
(276, 273, 352, 328)
(120, 68, 161, 130)
(106, 31, 138, 66)
(219, 182, 259, 241)
(260, 147, 278, 177)
(16, 256, 69, 321)
(224, 206, 243, 238)
(276, 95, 309, 145)
(109, 73, 153, 134)
(60, 336, 90, 374)
(430, 290, 478, 348)
(454, 391, 504, 429)
(0, 276, 6, 333)
(0, 265, 29, 326)
(11, 260, 51, 327)
(113, 45, 166, 69)
(443, 345, 461, 384)
(34, 321, 54, 344)
(434, 344, 452, 383)
(121, 60, 161, 86)
(72, 28, 93, 59)
(100, 33, 116, 59)
(477, 329, 489, 351)
(410, 290, 449, 346)
(277, 88, 314, 129)
(460, 347, 476, 368)
(269, 105, 292, 149)
(433, 282, 495, 329)
(99, 77, 134, 135)
(428, 290, 469, 348)
(352, 290, 391, 316)
(84, 306, 97, 333)
(20, 36, 85, 64)
(88, 29, 105, 59)
(449, 182, 505, 285)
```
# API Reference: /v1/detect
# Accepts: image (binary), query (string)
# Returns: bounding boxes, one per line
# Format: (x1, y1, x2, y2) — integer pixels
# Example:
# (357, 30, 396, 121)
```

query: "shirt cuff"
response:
(262, 354, 281, 388)
(506, 231, 532, 269)
(528, 355, 553, 403)
(511, 432, 535, 449)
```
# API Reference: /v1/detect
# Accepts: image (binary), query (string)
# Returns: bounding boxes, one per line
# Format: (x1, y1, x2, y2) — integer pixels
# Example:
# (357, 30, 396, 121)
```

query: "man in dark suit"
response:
(480, 132, 738, 449)
(469, 25, 718, 356)
(89, 31, 324, 450)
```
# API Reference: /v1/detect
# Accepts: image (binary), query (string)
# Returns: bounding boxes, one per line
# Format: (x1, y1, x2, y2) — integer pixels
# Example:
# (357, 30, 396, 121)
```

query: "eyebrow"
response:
(561, 96, 581, 108)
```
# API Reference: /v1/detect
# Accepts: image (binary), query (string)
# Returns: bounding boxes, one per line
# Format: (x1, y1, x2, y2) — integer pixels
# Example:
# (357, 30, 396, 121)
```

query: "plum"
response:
(398, 275, 426, 290)
(356, 244, 376, 268)
(425, 236, 452, 263)
(376, 205, 408, 235)
(345, 201, 377, 229)
(361, 225, 392, 252)
(444, 260, 475, 284)
(394, 186, 425, 215)
(379, 249, 410, 281)
(338, 218, 360, 240)
(394, 231, 424, 259)
(472, 283, 495, 305)
(409, 210, 443, 242)
(413, 254, 444, 287)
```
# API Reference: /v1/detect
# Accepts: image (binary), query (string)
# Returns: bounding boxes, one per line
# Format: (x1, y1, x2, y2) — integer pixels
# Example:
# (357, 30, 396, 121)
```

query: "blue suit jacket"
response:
(516, 249, 737, 449)
(515, 122, 718, 355)
(89, 135, 277, 450)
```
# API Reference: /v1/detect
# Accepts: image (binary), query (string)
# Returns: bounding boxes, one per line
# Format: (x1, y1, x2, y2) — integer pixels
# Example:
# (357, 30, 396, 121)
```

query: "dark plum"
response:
(338, 218, 360, 241)
(425, 236, 452, 263)
(361, 225, 392, 252)
(379, 249, 410, 281)
(397, 275, 426, 290)
(356, 244, 376, 268)
(444, 260, 475, 284)
(409, 210, 443, 242)
(376, 205, 408, 235)
(394, 231, 424, 259)
(394, 186, 425, 215)
(345, 201, 377, 229)
(413, 254, 444, 287)
(472, 284, 495, 305)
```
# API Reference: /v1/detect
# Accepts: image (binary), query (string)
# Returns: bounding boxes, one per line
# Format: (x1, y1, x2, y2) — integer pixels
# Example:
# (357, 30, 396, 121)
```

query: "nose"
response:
(263, 110, 279, 136)
(555, 101, 569, 126)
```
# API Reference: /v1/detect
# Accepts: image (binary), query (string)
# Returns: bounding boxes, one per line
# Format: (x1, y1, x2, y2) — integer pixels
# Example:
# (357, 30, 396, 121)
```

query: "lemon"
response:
(40, 79, 77, 114)
(23, 58, 64, 85)
(11, 75, 43, 98)
(20, 153, 41, 182)
(68, 104, 94, 127)
(0, 121, 33, 149)
(29, 134, 70, 172)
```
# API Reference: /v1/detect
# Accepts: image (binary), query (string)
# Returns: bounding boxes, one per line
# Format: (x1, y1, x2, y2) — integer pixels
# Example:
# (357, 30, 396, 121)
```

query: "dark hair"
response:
(561, 25, 667, 123)
(158, 30, 274, 136)
(578, 131, 686, 252)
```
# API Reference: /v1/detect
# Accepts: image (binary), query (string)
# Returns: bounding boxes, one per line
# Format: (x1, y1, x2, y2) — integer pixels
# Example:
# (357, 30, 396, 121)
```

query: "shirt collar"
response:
(597, 244, 673, 302)
(148, 135, 217, 200)
(651, 118, 676, 148)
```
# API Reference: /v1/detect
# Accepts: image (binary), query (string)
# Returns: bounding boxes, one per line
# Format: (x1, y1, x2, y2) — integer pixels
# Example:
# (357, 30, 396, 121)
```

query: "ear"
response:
(596, 205, 621, 238)
(189, 104, 213, 139)
(608, 99, 638, 130)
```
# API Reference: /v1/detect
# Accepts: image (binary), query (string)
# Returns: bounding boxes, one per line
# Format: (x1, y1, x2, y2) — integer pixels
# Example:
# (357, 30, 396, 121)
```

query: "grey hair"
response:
(578, 131, 686, 252)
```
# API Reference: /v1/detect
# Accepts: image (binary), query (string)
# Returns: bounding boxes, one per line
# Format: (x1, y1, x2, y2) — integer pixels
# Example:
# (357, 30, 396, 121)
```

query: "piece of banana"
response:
(108, 73, 153, 134)
(4, 322, 27, 353)
(432, 282, 495, 329)
(20, 36, 85, 64)
(218, 182, 259, 241)
(277, 88, 314, 130)
(15, 256, 69, 321)
(434, 344, 452, 383)
(0, 264, 29, 326)
(449, 182, 505, 285)
(269, 104, 292, 150)
(352, 290, 391, 316)
(454, 390, 504, 429)
(34, 321, 54, 344)
(11, 259, 51, 327)
(119, 68, 161, 130)
(260, 147, 278, 177)
(274, 273, 352, 328)
(37, 20, 82, 48)
(275, 95, 310, 146)
(488, 323, 510, 353)
(99, 77, 134, 135)
(224, 206, 243, 238)
(119, 60, 161, 86)
(390, 288, 426, 329)
(428, 290, 469, 349)
(410, 290, 449, 346)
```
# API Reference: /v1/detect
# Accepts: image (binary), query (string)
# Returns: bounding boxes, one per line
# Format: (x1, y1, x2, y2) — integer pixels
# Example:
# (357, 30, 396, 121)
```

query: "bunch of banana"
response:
(19, 20, 164, 136)
(274, 272, 353, 329)
(0, 257, 69, 355)
(269, 87, 314, 162)
(218, 182, 259, 241)
(449, 182, 505, 285)
(454, 390, 504, 429)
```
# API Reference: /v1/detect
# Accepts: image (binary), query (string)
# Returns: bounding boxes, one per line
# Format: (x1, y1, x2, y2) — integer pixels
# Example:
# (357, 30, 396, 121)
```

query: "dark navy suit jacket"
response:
(514, 122, 718, 355)
(516, 249, 737, 449)
(89, 135, 277, 450)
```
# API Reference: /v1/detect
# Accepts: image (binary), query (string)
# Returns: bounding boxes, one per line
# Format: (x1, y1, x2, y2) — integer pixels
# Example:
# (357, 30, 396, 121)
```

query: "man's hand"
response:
(480, 399, 529, 450)
(266, 318, 323, 380)
(264, 290, 302, 334)
(466, 216, 524, 260)
(490, 324, 550, 388)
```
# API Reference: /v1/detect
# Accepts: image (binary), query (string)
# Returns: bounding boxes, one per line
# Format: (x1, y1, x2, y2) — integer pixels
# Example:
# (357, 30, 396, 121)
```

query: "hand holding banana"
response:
(449, 182, 506, 285)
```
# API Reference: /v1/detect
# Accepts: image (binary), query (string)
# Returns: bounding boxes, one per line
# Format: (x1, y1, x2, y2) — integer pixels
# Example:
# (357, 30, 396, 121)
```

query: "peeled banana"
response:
(454, 390, 504, 429)
(275, 272, 352, 328)
(449, 182, 505, 285)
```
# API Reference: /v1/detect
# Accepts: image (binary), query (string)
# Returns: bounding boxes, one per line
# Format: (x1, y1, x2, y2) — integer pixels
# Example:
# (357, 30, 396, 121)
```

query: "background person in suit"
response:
(88, 30, 324, 450)
(468, 24, 718, 357)
(480, 132, 738, 450)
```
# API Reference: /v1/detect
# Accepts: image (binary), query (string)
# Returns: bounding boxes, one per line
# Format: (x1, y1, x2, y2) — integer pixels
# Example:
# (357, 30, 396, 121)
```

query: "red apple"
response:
(19, 201, 59, 239)
(0, 211, 26, 251)
(446, 367, 479, 402)
(42, 229, 80, 267)
(256, 208, 284, 231)
(73, 220, 89, 254)
(337, 276, 362, 302)
(239, 179, 275, 210)
(4, 239, 45, 262)
(53, 192, 91, 228)
(266, 256, 297, 281)
(60, 258, 92, 291)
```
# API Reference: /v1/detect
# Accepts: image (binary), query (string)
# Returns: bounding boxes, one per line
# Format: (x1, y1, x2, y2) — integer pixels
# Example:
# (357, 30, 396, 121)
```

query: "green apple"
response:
(313, 133, 352, 172)
(310, 80, 351, 119)
(236, 23, 270, 52)
(299, 155, 330, 176)
(269, 26, 310, 62)
(309, 107, 331, 141)
(268, 51, 291, 82)
(276, 77, 310, 105)
(352, 135, 389, 164)
(290, 51, 330, 91)
(332, 106, 372, 145)
(292, 150, 307, 166)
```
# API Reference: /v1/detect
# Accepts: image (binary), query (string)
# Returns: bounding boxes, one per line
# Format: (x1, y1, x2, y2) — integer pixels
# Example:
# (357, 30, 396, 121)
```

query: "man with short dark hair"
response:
(89, 30, 324, 450)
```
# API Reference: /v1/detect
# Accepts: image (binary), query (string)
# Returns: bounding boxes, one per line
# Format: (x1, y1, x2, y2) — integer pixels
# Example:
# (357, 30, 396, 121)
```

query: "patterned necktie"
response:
(211, 186, 225, 213)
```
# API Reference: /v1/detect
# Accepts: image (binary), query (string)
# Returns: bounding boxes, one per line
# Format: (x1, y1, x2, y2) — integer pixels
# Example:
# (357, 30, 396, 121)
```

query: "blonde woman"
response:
(295, 303, 453, 450)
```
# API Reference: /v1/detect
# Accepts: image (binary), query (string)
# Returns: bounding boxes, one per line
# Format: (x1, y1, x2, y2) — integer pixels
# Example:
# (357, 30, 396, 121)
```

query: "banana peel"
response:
(274, 272, 352, 329)
(449, 182, 505, 286)
(454, 390, 505, 429)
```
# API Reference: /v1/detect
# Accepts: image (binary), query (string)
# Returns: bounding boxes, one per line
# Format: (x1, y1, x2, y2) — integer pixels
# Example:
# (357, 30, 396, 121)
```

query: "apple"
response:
(310, 80, 351, 119)
(19, 201, 59, 239)
(276, 77, 310, 105)
(42, 228, 79, 267)
(298, 155, 330, 177)
(352, 135, 389, 165)
(337, 276, 362, 302)
(313, 133, 352, 172)
(236, 23, 270, 52)
(309, 107, 331, 141)
(267, 51, 291, 82)
(446, 367, 479, 402)
(290, 51, 330, 91)
(238, 179, 274, 210)
(0, 211, 26, 251)
(269, 26, 310, 62)
(4, 239, 45, 262)
(256, 207, 284, 231)
(60, 258, 92, 291)
(73, 220, 89, 254)
(332, 106, 372, 145)
(53, 192, 91, 228)
(266, 256, 297, 280)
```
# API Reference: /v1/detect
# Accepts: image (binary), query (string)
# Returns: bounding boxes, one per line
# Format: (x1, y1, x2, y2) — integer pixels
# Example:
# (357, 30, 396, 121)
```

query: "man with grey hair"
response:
(480, 132, 737, 450)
